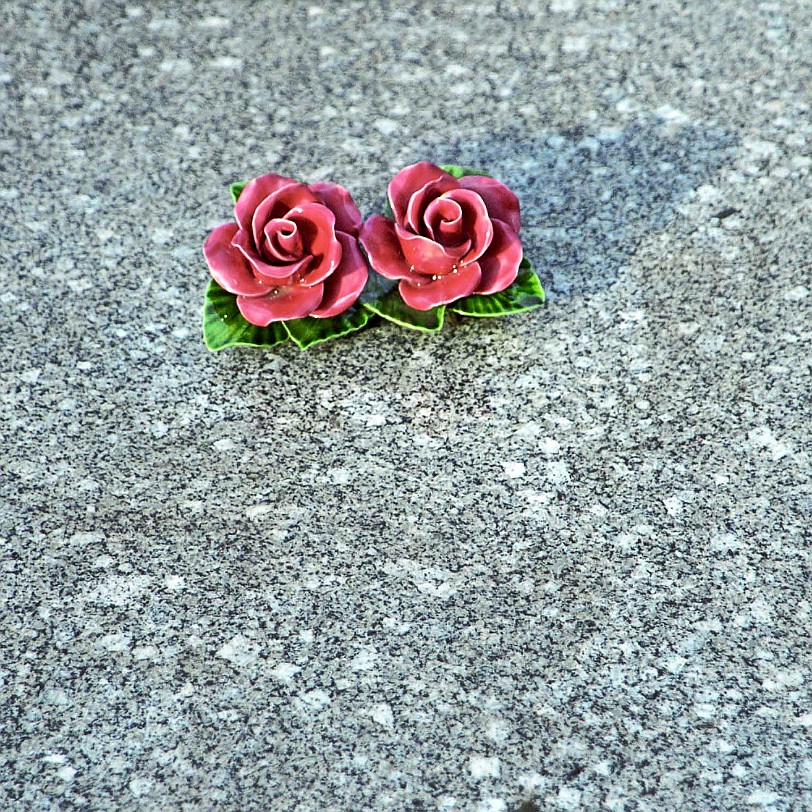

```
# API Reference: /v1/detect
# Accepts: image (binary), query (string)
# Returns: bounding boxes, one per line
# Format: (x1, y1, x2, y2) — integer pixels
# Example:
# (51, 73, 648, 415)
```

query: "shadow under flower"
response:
(413, 116, 738, 297)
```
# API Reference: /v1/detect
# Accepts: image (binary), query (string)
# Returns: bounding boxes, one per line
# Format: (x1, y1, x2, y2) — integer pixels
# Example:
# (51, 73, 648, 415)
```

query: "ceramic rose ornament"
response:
(203, 163, 544, 350)
(203, 175, 371, 349)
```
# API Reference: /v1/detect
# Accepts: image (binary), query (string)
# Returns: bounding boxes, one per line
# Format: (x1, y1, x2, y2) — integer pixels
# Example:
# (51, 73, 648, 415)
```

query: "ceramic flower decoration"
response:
(203, 175, 370, 349)
(358, 163, 544, 332)
(203, 163, 544, 350)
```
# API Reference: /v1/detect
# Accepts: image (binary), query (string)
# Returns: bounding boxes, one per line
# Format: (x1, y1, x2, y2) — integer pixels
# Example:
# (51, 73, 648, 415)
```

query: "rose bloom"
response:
(359, 162, 523, 310)
(204, 174, 368, 325)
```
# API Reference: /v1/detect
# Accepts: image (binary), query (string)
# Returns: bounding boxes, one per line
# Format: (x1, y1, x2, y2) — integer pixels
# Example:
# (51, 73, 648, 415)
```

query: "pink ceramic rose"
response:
(359, 162, 523, 310)
(203, 174, 368, 325)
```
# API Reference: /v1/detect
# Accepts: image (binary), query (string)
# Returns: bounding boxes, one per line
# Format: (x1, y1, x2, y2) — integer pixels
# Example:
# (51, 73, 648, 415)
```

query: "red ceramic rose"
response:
(359, 162, 523, 310)
(203, 174, 368, 325)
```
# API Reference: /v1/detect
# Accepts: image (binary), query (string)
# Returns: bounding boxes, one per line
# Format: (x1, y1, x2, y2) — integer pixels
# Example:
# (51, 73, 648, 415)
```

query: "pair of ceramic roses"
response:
(203, 161, 544, 349)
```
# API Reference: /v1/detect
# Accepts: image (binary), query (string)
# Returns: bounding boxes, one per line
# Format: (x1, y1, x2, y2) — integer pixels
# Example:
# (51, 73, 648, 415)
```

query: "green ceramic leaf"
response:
(450, 258, 545, 318)
(230, 182, 248, 204)
(283, 306, 372, 350)
(203, 279, 289, 351)
(440, 165, 492, 179)
(360, 271, 445, 332)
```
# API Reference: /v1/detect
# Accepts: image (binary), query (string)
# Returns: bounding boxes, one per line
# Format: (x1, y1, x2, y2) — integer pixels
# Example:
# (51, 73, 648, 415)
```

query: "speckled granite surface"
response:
(2, 2, 811, 810)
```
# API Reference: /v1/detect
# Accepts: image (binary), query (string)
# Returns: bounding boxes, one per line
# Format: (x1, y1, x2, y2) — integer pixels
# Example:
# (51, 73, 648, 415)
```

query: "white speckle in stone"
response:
(748, 426, 791, 460)
(129, 777, 153, 797)
(216, 634, 261, 667)
(91, 555, 114, 569)
(374, 118, 399, 136)
(307, 5, 323, 15)
(557, 787, 582, 809)
(796, 713, 812, 726)
(164, 574, 185, 591)
(213, 438, 235, 451)
(151, 228, 173, 245)
(97, 633, 131, 652)
(730, 763, 747, 778)
(538, 437, 561, 455)
(330, 468, 354, 484)
(132, 645, 159, 661)
(366, 413, 386, 427)
(784, 285, 809, 301)
(299, 689, 331, 709)
(743, 139, 779, 159)
(655, 105, 690, 125)
(246, 503, 273, 519)
(270, 662, 300, 682)
(746, 790, 781, 806)
(86, 575, 152, 607)
(350, 647, 378, 671)
(550, 0, 578, 10)
(43, 754, 67, 764)
(762, 670, 804, 690)
(485, 718, 510, 743)
(469, 756, 500, 779)
(70, 530, 104, 546)
(370, 703, 394, 728)
(299, 629, 314, 643)
(514, 420, 541, 438)
(616, 97, 642, 114)
(519, 771, 546, 789)
(158, 59, 191, 73)
(694, 703, 716, 719)
(476, 800, 506, 812)
(593, 760, 612, 776)
(198, 16, 229, 27)
(546, 460, 570, 484)
(211, 56, 242, 69)
(710, 532, 741, 551)
(450, 80, 475, 96)
(56, 765, 76, 781)
(503, 461, 526, 478)
(694, 184, 721, 203)
(663, 496, 683, 517)
(562, 35, 590, 53)
(438, 798, 458, 811)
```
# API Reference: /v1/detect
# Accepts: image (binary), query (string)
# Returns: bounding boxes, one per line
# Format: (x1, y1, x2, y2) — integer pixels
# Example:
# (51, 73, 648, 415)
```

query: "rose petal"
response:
(234, 174, 298, 231)
(404, 176, 459, 234)
(423, 196, 464, 244)
(311, 233, 368, 318)
(395, 223, 466, 274)
(263, 218, 303, 262)
(388, 162, 453, 225)
(399, 261, 482, 310)
(251, 183, 319, 250)
(309, 182, 363, 236)
(286, 202, 342, 285)
(457, 175, 521, 234)
(232, 226, 311, 280)
(441, 188, 494, 262)
(203, 222, 269, 296)
(474, 218, 523, 295)
(359, 215, 419, 282)
(236, 283, 325, 325)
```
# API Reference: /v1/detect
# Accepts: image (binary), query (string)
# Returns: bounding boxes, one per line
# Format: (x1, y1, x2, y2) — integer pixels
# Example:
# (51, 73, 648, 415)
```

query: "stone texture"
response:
(1, 1, 811, 810)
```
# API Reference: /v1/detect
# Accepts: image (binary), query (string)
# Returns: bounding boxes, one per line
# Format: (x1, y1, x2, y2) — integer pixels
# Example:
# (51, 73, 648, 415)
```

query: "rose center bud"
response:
(424, 196, 465, 245)
(263, 218, 303, 262)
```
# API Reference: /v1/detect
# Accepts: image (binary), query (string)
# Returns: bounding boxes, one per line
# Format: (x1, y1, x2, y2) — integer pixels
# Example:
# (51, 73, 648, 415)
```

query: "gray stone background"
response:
(1, 1, 811, 810)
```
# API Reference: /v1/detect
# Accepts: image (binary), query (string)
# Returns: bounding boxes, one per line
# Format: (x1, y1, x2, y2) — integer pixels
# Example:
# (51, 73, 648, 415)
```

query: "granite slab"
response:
(1, 1, 811, 810)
